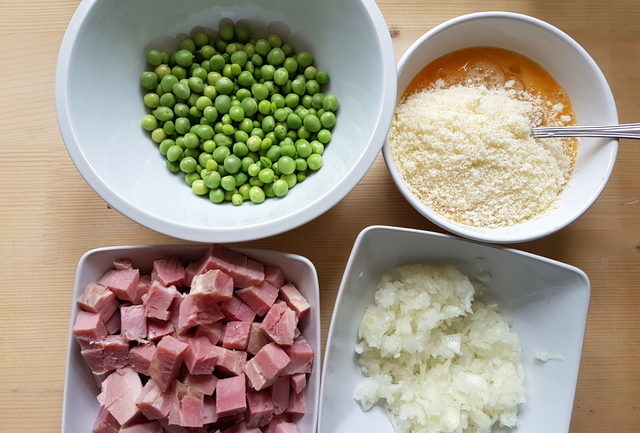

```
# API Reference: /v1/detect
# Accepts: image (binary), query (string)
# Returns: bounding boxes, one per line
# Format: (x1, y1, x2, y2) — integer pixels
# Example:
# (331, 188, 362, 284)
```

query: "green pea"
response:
(307, 153, 323, 170)
(292, 78, 306, 95)
(280, 142, 296, 158)
(311, 93, 325, 110)
(323, 94, 339, 112)
(260, 65, 275, 81)
(317, 129, 332, 144)
(206, 159, 219, 171)
(283, 93, 298, 108)
(249, 177, 263, 187)
(172, 65, 187, 80)
(233, 171, 248, 186)
(144, 93, 160, 108)
(296, 171, 307, 182)
(155, 64, 171, 79)
(272, 179, 289, 197)
(221, 175, 236, 191)
(283, 57, 298, 75)
(180, 38, 196, 52)
(320, 111, 336, 129)
(174, 117, 189, 134)
(179, 156, 196, 173)
(171, 82, 189, 100)
(237, 183, 250, 200)
(303, 114, 321, 133)
(196, 124, 214, 140)
(174, 49, 194, 67)
(222, 154, 241, 174)
(274, 68, 289, 86)
(157, 92, 175, 108)
(163, 120, 176, 135)
(221, 124, 235, 135)
(215, 77, 234, 95)
(249, 186, 265, 204)
(212, 146, 231, 163)
(261, 116, 275, 132)
(247, 162, 261, 177)
(267, 33, 282, 47)
(152, 106, 172, 122)
(303, 65, 317, 80)
(167, 145, 183, 162)
(277, 156, 296, 175)
(182, 132, 199, 149)
(293, 157, 307, 172)
(297, 126, 311, 140)
(258, 168, 275, 184)
(160, 75, 178, 93)
(219, 22, 235, 41)
(229, 50, 247, 66)
(267, 47, 285, 66)
(311, 140, 324, 155)
(251, 128, 265, 139)
(264, 183, 275, 197)
(280, 43, 293, 56)
(301, 95, 313, 108)
(234, 130, 249, 143)
(296, 51, 314, 68)
(230, 193, 243, 205)
(146, 49, 164, 66)
(190, 179, 207, 195)
(209, 187, 224, 203)
(215, 95, 231, 114)
(207, 56, 224, 73)
(255, 39, 271, 56)
(282, 173, 297, 188)
(166, 160, 180, 173)
(296, 139, 313, 158)
(158, 139, 174, 155)
(244, 136, 260, 153)
(265, 144, 280, 161)
(233, 142, 249, 157)
(193, 66, 208, 80)
(142, 115, 158, 131)
(189, 106, 202, 118)
(229, 105, 245, 122)
(273, 108, 288, 122)
(286, 113, 302, 130)
(316, 70, 330, 84)
(257, 100, 270, 115)
(140, 71, 158, 90)
(306, 79, 320, 95)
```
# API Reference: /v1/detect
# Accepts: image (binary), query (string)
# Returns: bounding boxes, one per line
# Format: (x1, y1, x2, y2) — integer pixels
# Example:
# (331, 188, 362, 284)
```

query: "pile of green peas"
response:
(139, 22, 339, 205)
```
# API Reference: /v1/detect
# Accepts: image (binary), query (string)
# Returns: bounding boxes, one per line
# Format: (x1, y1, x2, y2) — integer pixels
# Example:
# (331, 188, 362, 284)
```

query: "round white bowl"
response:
(382, 12, 618, 244)
(56, 0, 396, 242)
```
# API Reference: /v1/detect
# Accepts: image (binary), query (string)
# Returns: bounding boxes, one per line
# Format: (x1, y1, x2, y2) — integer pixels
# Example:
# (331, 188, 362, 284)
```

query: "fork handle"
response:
(532, 123, 640, 139)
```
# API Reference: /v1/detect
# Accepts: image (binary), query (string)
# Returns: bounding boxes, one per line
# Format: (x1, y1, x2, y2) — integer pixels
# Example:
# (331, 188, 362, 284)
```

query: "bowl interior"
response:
(62, 245, 321, 433)
(383, 12, 618, 243)
(319, 226, 590, 433)
(58, 0, 394, 242)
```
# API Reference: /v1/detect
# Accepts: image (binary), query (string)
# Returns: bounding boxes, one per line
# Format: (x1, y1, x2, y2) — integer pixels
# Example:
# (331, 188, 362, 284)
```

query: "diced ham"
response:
(105, 309, 121, 334)
(202, 396, 218, 424)
(178, 294, 225, 334)
(216, 375, 247, 417)
(144, 282, 178, 320)
(118, 421, 163, 433)
(184, 374, 218, 396)
(222, 421, 262, 433)
(129, 343, 156, 375)
(149, 335, 188, 392)
(101, 335, 129, 371)
(278, 283, 311, 318)
(264, 265, 285, 289)
(287, 390, 305, 418)
(263, 415, 290, 433)
(211, 346, 247, 376)
(194, 245, 264, 289)
(271, 376, 290, 416)
(236, 281, 279, 316)
(281, 337, 314, 375)
(168, 381, 205, 428)
(290, 374, 306, 394)
(184, 261, 199, 287)
(246, 390, 274, 428)
(190, 269, 234, 302)
(223, 321, 252, 350)
(146, 319, 174, 342)
(101, 367, 143, 425)
(113, 258, 133, 270)
(184, 336, 217, 375)
(121, 305, 147, 341)
(92, 406, 120, 433)
(152, 257, 186, 287)
(169, 294, 183, 329)
(274, 422, 300, 433)
(243, 343, 290, 391)
(98, 268, 140, 302)
(194, 322, 224, 345)
(246, 323, 271, 356)
(136, 275, 152, 304)
(136, 379, 170, 420)
(74, 310, 109, 343)
(260, 302, 297, 346)
(77, 283, 119, 322)
(220, 297, 256, 322)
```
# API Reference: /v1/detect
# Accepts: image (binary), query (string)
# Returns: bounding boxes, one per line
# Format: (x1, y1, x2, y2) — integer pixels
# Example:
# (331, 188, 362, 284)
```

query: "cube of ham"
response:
(236, 281, 279, 316)
(135, 274, 152, 304)
(223, 321, 252, 350)
(194, 322, 224, 345)
(146, 319, 174, 342)
(220, 296, 256, 322)
(129, 343, 156, 375)
(274, 422, 300, 433)
(149, 335, 188, 392)
(290, 374, 307, 394)
(168, 381, 205, 428)
(77, 283, 119, 322)
(246, 390, 274, 428)
(100, 367, 143, 425)
(144, 282, 178, 321)
(112, 258, 133, 270)
(264, 265, 285, 288)
(260, 302, 298, 346)
(98, 268, 140, 302)
(202, 396, 218, 424)
(178, 294, 225, 334)
(190, 269, 233, 302)
(287, 390, 305, 418)
(184, 336, 217, 375)
(211, 346, 247, 376)
(136, 379, 170, 420)
(184, 261, 199, 287)
(246, 323, 271, 356)
(278, 283, 310, 318)
(152, 257, 186, 287)
(216, 375, 247, 417)
(104, 309, 120, 334)
(118, 421, 163, 433)
(281, 337, 314, 375)
(74, 311, 108, 347)
(243, 343, 291, 391)
(91, 406, 119, 433)
(120, 305, 147, 341)
(271, 376, 290, 416)
(183, 374, 218, 396)
(194, 245, 264, 289)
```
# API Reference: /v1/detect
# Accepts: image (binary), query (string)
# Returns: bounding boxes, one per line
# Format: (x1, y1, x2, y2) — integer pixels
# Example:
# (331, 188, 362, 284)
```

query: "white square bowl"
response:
(62, 245, 320, 433)
(319, 226, 590, 433)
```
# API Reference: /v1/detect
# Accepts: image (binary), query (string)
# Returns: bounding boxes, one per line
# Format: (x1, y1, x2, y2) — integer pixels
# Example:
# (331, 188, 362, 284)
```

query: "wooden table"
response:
(1, 1, 638, 431)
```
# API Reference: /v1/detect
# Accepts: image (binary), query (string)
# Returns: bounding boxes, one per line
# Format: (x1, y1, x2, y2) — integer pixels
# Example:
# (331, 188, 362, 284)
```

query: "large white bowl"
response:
(383, 12, 618, 243)
(62, 245, 320, 433)
(56, 0, 396, 242)
(319, 225, 590, 433)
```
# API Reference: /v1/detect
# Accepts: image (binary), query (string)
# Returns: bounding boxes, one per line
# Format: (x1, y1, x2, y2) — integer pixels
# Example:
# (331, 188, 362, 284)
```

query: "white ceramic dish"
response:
(61, 245, 320, 433)
(55, 0, 396, 243)
(383, 11, 618, 243)
(319, 225, 590, 433)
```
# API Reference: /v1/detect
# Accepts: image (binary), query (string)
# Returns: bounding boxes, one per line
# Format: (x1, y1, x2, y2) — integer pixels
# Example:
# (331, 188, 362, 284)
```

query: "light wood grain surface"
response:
(0, 1, 638, 432)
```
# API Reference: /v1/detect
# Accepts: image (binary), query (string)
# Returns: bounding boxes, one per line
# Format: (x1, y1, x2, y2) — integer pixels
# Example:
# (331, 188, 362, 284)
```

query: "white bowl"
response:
(382, 12, 618, 243)
(61, 245, 320, 433)
(319, 225, 590, 433)
(56, 0, 396, 242)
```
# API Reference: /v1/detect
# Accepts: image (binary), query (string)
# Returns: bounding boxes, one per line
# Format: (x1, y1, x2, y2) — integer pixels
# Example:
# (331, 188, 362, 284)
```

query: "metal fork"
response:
(532, 123, 640, 139)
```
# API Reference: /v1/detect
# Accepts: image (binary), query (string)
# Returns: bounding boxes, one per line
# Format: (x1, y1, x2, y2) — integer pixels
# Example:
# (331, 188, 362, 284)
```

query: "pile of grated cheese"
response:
(354, 264, 525, 433)
(389, 83, 575, 227)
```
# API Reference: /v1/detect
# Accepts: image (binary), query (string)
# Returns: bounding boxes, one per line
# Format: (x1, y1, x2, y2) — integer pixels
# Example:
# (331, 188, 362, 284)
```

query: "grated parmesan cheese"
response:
(389, 84, 576, 227)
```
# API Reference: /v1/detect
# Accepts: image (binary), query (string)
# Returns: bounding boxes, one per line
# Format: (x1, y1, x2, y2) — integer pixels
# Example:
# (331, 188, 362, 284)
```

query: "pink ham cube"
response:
(287, 390, 305, 418)
(135, 274, 152, 304)
(243, 343, 291, 391)
(113, 258, 133, 270)
(120, 305, 147, 341)
(190, 269, 233, 302)
(77, 282, 119, 322)
(194, 322, 224, 345)
(236, 281, 279, 316)
(261, 302, 298, 346)
(92, 406, 120, 433)
(101, 367, 143, 425)
(282, 337, 314, 375)
(149, 335, 189, 392)
(81, 335, 128, 374)
(152, 257, 186, 287)
(144, 282, 178, 320)
(278, 283, 311, 318)
(136, 379, 170, 420)
(146, 318, 174, 342)
(220, 296, 256, 322)
(290, 374, 307, 394)
(216, 374, 247, 417)
(168, 381, 205, 428)
(184, 336, 217, 375)
(169, 294, 183, 329)
(178, 294, 225, 334)
(246, 390, 274, 428)
(98, 268, 140, 302)
(104, 309, 120, 334)
(73, 310, 108, 342)
(264, 265, 285, 288)
(246, 323, 271, 356)
(184, 261, 198, 286)
(184, 374, 218, 396)
(271, 376, 290, 415)
(195, 245, 264, 289)
(223, 321, 252, 350)
(211, 346, 247, 376)
(274, 422, 301, 433)
(129, 343, 156, 375)
(202, 396, 218, 424)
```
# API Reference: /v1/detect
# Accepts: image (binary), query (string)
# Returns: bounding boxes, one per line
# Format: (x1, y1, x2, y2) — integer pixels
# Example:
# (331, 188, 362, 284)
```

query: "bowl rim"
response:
(382, 11, 619, 244)
(55, 0, 397, 243)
